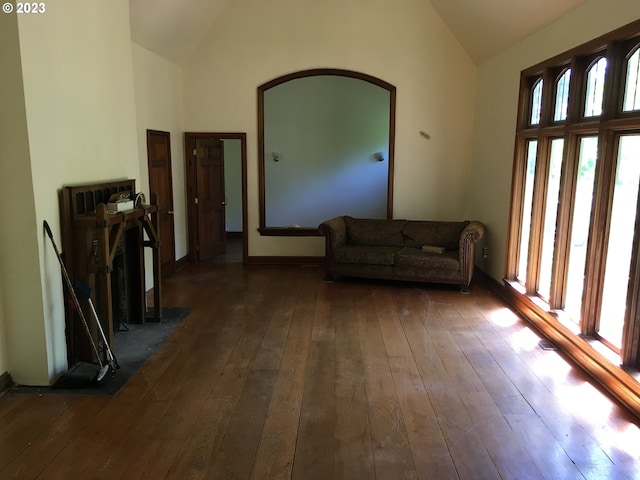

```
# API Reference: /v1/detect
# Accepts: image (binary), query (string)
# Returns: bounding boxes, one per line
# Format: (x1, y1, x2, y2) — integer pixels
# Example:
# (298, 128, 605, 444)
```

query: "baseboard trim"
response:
(474, 267, 640, 419)
(0, 371, 14, 395)
(473, 267, 505, 295)
(175, 255, 188, 272)
(246, 256, 324, 265)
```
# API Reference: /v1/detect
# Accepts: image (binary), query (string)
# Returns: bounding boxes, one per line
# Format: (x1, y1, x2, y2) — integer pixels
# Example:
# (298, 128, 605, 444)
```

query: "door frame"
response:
(146, 129, 176, 277)
(184, 132, 248, 263)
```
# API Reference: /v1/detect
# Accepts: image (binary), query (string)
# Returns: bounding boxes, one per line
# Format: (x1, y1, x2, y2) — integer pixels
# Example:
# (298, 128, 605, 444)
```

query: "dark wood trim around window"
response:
(506, 18, 640, 368)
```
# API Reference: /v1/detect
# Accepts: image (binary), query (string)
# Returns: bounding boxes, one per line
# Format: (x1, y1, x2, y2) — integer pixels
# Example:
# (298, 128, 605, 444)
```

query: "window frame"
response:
(506, 19, 640, 367)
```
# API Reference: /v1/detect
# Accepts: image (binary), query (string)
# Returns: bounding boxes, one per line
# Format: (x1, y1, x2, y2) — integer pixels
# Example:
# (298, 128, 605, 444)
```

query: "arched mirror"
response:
(258, 69, 396, 235)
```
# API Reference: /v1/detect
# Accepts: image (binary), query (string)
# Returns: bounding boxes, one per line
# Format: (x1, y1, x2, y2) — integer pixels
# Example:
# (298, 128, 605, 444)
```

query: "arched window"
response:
(623, 46, 640, 111)
(530, 79, 543, 125)
(554, 69, 571, 121)
(584, 57, 607, 117)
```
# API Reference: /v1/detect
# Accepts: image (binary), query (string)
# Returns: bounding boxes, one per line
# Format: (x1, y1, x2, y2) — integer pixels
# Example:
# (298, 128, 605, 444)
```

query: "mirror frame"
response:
(257, 68, 396, 236)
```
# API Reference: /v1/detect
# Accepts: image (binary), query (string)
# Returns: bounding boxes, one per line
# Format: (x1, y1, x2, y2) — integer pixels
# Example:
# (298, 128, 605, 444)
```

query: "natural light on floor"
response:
(488, 307, 520, 328)
(510, 328, 543, 353)
(488, 304, 640, 462)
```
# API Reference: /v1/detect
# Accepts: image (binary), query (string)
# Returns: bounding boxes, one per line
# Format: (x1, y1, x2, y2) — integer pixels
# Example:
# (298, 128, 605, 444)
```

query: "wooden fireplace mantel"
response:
(60, 179, 162, 365)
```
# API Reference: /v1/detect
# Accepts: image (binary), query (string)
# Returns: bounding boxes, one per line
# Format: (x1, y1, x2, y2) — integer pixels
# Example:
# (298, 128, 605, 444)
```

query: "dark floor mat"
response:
(12, 306, 191, 396)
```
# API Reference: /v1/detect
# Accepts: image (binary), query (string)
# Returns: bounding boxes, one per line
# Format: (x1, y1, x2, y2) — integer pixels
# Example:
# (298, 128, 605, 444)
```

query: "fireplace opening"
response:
(108, 228, 144, 332)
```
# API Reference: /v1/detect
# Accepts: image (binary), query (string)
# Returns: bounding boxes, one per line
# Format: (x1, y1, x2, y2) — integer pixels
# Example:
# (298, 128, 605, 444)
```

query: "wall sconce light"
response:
(272, 152, 280, 162)
(374, 152, 385, 162)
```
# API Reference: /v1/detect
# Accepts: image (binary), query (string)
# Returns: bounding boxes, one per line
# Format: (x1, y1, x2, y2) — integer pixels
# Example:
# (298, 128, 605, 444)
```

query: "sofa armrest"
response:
(459, 221, 486, 291)
(319, 216, 347, 250)
(460, 221, 485, 245)
(319, 216, 347, 280)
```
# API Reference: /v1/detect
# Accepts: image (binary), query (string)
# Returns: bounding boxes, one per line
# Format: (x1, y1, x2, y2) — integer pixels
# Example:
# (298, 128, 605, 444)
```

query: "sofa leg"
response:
(324, 274, 334, 283)
(460, 286, 471, 294)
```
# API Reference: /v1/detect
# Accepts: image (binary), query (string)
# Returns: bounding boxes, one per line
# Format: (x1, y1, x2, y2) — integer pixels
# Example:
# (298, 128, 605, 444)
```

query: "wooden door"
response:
(146, 130, 176, 276)
(194, 138, 226, 260)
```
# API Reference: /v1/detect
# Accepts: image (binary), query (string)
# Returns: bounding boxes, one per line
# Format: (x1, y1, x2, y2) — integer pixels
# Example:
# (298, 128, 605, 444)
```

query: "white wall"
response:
(469, 0, 640, 282)
(182, 0, 477, 257)
(132, 43, 186, 284)
(0, 0, 141, 385)
(0, 11, 40, 383)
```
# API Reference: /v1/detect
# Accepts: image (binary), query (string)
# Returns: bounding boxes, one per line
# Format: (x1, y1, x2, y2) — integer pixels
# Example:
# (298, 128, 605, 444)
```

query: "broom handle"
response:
(44, 221, 104, 367)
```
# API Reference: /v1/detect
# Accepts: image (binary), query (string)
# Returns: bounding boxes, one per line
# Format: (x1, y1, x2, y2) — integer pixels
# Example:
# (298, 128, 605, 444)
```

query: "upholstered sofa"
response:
(318, 216, 485, 292)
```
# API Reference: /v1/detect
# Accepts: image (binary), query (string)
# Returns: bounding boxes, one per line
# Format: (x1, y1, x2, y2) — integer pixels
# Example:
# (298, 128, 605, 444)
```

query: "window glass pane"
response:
(623, 47, 640, 112)
(531, 79, 543, 125)
(584, 58, 607, 117)
(564, 137, 598, 321)
(538, 139, 565, 299)
(599, 135, 640, 348)
(517, 141, 538, 283)
(554, 69, 571, 121)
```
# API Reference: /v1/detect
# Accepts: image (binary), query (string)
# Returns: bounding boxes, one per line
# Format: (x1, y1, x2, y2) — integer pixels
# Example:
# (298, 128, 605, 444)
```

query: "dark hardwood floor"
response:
(1, 262, 640, 479)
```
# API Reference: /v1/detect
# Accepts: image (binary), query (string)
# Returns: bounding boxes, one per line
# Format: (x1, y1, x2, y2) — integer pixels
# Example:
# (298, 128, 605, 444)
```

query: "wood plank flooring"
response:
(1, 262, 640, 479)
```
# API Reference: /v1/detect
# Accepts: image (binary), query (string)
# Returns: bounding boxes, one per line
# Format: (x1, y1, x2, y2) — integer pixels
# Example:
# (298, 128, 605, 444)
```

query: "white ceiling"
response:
(129, 0, 587, 64)
(129, 0, 232, 64)
(429, 0, 587, 63)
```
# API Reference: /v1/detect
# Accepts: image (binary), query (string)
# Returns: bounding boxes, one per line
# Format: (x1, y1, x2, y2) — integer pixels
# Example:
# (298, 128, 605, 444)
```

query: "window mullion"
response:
(581, 129, 615, 336)
(567, 57, 582, 124)
(602, 41, 618, 121)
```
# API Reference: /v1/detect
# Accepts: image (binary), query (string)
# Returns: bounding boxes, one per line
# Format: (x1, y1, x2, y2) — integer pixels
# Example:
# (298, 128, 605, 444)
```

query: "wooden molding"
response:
(246, 256, 324, 265)
(175, 255, 188, 272)
(257, 227, 322, 237)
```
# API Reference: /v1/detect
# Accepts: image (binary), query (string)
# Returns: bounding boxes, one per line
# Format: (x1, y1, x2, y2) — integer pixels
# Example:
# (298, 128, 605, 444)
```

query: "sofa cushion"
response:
(395, 247, 460, 278)
(344, 216, 407, 247)
(402, 221, 470, 250)
(333, 245, 400, 265)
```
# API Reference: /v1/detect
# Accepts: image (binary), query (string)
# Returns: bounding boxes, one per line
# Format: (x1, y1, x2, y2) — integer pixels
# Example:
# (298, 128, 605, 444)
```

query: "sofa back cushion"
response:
(402, 221, 470, 250)
(344, 216, 407, 247)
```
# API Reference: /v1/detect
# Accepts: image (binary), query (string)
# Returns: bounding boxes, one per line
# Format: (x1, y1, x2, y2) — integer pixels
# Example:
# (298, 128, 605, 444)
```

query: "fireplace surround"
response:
(60, 179, 162, 365)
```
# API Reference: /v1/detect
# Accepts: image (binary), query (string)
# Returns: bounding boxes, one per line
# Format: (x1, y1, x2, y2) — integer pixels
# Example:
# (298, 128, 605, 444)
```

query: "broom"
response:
(44, 220, 109, 384)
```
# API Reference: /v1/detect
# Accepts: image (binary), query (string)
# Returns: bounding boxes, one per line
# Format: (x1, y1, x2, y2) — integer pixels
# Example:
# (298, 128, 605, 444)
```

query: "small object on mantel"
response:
(107, 200, 134, 213)
(107, 192, 134, 213)
(421, 245, 445, 254)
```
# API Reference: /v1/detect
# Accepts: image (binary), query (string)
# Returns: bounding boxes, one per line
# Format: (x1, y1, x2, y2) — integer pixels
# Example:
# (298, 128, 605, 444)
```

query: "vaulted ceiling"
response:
(129, 0, 587, 65)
